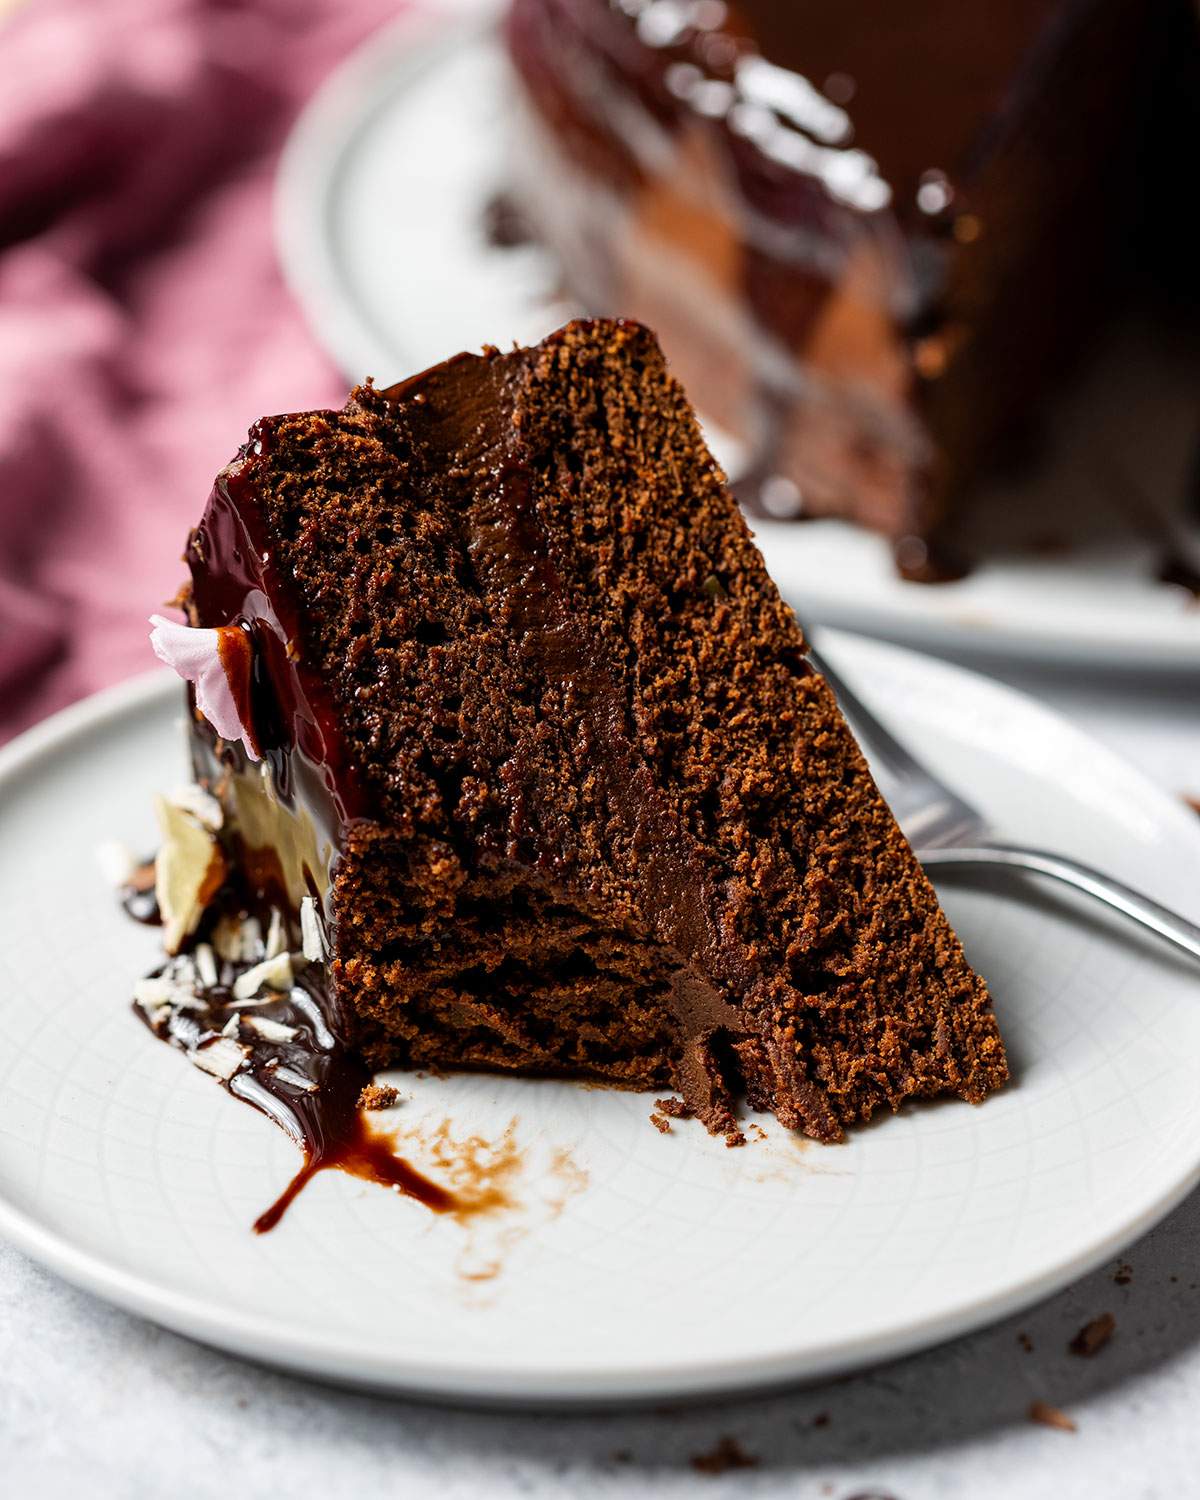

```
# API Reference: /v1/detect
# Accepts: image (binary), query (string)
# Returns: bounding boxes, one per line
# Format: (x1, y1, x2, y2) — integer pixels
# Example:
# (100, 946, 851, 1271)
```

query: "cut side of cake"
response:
(159, 318, 1006, 1143)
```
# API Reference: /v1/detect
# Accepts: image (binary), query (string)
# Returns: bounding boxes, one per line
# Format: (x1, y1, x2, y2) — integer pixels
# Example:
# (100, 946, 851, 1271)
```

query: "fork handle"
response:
(919, 843, 1200, 963)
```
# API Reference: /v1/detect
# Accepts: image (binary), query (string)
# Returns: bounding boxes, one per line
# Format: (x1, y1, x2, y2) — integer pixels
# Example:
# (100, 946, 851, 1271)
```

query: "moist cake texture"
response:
(174, 318, 1006, 1142)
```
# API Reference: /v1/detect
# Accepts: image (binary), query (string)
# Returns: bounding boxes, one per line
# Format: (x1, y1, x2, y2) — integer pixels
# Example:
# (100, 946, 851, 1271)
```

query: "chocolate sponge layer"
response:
(187, 319, 1007, 1141)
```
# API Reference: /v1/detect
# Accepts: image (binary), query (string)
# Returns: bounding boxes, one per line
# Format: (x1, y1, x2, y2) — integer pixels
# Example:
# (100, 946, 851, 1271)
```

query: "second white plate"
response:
(1, 631, 1199, 1404)
(275, 7, 1200, 669)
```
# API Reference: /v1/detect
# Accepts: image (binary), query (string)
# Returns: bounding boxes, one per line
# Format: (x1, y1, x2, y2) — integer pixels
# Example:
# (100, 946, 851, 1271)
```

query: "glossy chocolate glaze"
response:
(189, 430, 373, 819)
(186, 428, 377, 916)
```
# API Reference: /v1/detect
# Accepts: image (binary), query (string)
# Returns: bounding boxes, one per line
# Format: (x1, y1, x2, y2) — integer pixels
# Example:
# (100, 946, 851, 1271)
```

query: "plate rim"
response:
(2, 641, 1200, 1404)
(272, 7, 1200, 671)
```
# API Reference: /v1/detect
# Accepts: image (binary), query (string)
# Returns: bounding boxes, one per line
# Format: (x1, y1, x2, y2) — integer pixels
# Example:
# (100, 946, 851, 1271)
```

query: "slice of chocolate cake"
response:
(153, 318, 1006, 1143)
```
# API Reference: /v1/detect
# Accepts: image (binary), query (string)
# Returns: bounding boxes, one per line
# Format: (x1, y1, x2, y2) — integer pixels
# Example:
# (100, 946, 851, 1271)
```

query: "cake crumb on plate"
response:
(358, 1083, 400, 1111)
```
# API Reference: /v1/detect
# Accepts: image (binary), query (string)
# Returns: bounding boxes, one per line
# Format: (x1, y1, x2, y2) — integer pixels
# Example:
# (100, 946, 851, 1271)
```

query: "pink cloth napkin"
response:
(0, 0, 400, 743)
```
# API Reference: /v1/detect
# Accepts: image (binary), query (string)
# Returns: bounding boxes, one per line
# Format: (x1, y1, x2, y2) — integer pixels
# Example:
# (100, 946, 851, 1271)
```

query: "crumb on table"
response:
(1069, 1312, 1116, 1357)
(690, 1435, 759, 1474)
(1029, 1400, 1076, 1433)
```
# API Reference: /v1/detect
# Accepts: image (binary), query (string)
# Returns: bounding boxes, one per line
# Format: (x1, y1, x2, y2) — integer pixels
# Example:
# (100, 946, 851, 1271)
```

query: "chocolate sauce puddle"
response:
(132, 937, 485, 1232)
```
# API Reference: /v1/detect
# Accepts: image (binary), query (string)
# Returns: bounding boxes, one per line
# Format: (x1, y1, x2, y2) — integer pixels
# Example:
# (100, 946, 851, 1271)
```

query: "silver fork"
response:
(809, 645, 1200, 964)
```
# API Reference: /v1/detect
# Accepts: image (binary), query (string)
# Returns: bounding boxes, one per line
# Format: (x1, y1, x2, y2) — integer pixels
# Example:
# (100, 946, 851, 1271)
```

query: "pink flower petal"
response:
(149, 614, 260, 761)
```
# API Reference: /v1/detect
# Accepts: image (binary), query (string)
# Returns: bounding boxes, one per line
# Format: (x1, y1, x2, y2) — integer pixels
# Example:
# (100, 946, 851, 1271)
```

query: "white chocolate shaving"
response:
(238, 915, 264, 963)
(192, 1035, 250, 1081)
(242, 1014, 298, 1044)
(299, 896, 325, 963)
(194, 943, 218, 988)
(265, 908, 286, 960)
(232, 952, 294, 1001)
(272, 1064, 318, 1093)
(133, 975, 187, 1009)
(212, 914, 243, 963)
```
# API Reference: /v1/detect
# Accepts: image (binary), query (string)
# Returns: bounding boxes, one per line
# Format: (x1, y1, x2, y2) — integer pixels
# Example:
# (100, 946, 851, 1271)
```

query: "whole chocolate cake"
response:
(152, 319, 1006, 1145)
(505, 0, 1190, 573)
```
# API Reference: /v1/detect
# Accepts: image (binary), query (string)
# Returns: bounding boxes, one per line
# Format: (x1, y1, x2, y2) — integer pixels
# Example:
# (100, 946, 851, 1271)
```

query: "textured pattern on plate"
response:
(0, 633, 1198, 1401)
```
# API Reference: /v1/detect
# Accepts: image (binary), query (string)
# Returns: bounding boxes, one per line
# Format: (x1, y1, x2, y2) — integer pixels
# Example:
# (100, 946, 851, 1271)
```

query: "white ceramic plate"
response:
(2, 630, 1199, 1405)
(275, 7, 1200, 669)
